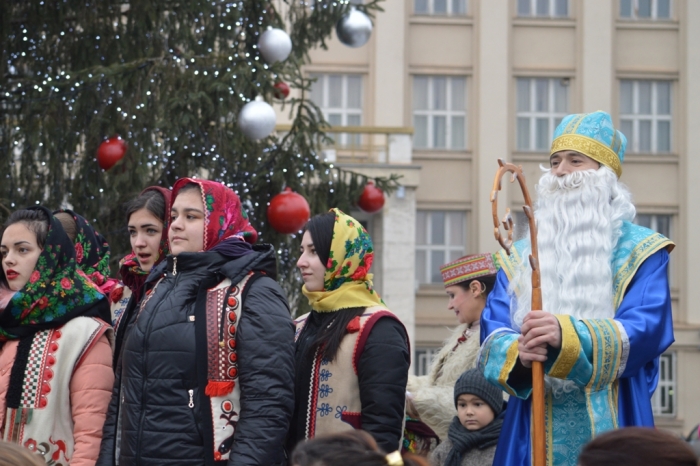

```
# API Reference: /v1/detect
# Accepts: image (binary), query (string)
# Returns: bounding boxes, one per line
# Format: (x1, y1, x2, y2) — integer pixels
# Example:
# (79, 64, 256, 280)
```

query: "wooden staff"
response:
(490, 159, 545, 466)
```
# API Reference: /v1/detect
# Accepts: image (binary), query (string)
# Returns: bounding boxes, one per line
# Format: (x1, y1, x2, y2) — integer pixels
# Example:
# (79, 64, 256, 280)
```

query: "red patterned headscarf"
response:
(171, 178, 257, 251)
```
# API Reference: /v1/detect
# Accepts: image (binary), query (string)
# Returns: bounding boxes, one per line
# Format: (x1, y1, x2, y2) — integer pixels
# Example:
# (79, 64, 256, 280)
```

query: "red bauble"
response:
(273, 81, 290, 99)
(97, 136, 127, 171)
(357, 181, 385, 214)
(267, 188, 310, 234)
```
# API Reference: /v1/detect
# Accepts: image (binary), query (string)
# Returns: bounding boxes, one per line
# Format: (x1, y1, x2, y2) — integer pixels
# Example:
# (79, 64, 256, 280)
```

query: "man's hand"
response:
(517, 339, 548, 368)
(517, 311, 562, 368)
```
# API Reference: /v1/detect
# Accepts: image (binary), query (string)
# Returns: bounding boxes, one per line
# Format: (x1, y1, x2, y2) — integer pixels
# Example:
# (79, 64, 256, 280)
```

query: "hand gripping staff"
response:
(490, 159, 545, 466)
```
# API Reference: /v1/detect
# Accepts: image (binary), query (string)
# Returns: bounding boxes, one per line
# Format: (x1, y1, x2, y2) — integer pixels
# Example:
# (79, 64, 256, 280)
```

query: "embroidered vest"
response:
(294, 306, 403, 440)
(3, 317, 111, 465)
(202, 273, 255, 463)
(110, 284, 132, 327)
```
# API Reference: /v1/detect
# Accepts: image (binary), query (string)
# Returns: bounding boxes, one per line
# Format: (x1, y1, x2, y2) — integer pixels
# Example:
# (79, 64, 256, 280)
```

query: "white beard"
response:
(509, 167, 636, 330)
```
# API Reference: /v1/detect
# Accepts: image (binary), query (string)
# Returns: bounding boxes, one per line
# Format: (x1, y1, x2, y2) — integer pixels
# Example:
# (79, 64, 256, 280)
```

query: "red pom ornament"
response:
(273, 81, 290, 99)
(97, 136, 127, 171)
(357, 181, 385, 214)
(267, 188, 311, 234)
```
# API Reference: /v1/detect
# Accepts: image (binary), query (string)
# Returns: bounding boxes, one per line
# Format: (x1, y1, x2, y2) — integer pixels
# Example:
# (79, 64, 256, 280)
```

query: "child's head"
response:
(0, 440, 45, 466)
(291, 430, 429, 466)
(578, 426, 698, 466)
(454, 369, 503, 432)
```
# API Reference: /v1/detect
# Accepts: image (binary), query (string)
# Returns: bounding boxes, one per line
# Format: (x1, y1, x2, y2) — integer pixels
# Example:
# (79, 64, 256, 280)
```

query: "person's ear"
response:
(470, 280, 484, 297)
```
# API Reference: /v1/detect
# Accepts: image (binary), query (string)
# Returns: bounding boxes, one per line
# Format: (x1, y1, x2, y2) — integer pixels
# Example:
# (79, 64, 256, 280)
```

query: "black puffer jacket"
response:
(97, 245, 295, 466)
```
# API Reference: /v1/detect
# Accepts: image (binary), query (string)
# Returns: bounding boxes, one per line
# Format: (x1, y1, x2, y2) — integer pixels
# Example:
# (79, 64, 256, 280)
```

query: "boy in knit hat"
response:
(429, 369, 504, 466)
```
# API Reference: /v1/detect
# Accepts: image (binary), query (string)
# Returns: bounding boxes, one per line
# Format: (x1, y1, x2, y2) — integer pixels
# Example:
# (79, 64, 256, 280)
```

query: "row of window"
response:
(414, 0, 673, 20)
(310, 74, 674, 154)
(414, 212, 671, 285)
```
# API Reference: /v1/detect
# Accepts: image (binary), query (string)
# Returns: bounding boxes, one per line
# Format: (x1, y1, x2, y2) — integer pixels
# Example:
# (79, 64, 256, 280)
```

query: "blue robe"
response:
(479, 222, 674, 466)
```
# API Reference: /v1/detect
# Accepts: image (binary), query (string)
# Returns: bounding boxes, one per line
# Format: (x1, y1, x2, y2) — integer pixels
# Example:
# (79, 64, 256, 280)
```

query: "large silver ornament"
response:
(238, 99, 276, 141)
(258, 28, 292, 63)
(336, 8, 372, 48)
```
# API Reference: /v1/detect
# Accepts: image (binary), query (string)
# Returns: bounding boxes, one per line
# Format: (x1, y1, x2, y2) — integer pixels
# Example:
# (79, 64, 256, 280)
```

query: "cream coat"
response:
(406, 323, 480, 440)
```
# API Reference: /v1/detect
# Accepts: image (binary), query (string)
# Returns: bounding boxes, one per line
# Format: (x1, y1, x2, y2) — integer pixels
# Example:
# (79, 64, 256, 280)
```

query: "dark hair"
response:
(578, 427, 698, 466)
(303, 211, 364, 362)
(291, 430, 428, 466)
(305, 211, 335, 268)
(175, 182, 202, 196)
(125, 189, 168, 224)
(54, 212, 77, 242)
(455, 274, 497, 296)
(0, 439, 46, 466)
(3, 209, 50, 249)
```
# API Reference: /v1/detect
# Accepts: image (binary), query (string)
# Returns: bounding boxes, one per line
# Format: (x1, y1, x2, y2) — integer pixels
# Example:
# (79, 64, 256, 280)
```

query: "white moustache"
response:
(537, 167, 610, 195)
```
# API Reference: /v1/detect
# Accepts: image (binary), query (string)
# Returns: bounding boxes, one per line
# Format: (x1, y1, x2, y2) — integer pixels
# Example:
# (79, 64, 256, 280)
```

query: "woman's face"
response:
(297, 230, 326, 292)
(169, 189, 205, 255)
(128, 208, 164, 272)
(1, 222, 43, 291)
(446, 282, 486, 325)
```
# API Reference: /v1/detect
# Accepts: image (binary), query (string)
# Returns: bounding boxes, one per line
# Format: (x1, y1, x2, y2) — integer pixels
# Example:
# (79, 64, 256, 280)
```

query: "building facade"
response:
(293, 0, 700, 435)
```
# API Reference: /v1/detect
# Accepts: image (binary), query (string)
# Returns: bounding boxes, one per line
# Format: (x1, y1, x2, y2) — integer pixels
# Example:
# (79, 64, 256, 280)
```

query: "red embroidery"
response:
(110, 286, 124, 304)
(346, 317, 361, 333)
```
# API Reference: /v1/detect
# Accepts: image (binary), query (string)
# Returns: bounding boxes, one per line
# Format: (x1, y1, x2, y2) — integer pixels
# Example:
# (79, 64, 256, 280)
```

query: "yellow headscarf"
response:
(302, 209, 384, 312)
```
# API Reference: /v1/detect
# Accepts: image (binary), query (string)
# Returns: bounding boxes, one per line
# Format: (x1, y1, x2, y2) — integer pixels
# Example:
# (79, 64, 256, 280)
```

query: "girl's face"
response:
(128, 208, 164, 272)
(297, 230, 326, 292)
(446, 282, 486, 325)
(169, 189, 205, 255)
(1, 222, 43, 291)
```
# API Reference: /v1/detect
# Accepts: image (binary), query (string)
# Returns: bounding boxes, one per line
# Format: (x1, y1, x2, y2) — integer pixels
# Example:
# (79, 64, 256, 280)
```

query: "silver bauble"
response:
(238, 100, 276, 141)
(258, 28, 292, 63)
(336, 8, 372, 48)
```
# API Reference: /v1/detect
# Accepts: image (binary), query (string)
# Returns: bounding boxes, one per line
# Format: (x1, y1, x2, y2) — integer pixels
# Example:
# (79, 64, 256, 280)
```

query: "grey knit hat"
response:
(454, 368, 503, 417)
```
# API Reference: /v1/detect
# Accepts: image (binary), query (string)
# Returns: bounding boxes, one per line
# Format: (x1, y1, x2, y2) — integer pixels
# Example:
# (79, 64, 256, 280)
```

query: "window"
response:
(634, 213, 671, 239)
(414, 0, 467, 15)
(516, 78, 569, 152)
(416, 211, 466, 285)
(517, 0, 569, 17)
(413, 76, 467, 150)
(414, 347, 441, 376)
(620, 0, 672, 20)
(652, 352, 676, 416)
(620, 80, 672, 153)
(512, 211, 530, 242)
(635, 214, 673, 283)
(309, 73, 363, 146)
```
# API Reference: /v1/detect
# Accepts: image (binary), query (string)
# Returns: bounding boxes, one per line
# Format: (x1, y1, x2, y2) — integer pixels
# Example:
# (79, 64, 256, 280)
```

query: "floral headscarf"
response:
(118, 186, 171, 302)
(302, 208, 384, 312)
(55, 209, 118, 294)
(0, 206, 107, 341)
(171, 177, 258, 250)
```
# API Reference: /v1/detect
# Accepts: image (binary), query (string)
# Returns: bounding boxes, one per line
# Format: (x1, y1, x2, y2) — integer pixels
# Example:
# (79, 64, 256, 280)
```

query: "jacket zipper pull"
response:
(188, 389, 194, 408)
(172, 257, 178, 276)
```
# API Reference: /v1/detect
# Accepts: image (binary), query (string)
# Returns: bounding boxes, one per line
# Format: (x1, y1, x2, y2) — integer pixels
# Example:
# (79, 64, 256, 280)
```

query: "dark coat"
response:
(97, 245, 295, 466)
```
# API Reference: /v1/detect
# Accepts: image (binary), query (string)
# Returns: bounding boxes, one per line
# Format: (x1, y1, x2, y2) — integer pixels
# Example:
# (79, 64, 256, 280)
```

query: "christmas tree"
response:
(0, 0, 398, 307)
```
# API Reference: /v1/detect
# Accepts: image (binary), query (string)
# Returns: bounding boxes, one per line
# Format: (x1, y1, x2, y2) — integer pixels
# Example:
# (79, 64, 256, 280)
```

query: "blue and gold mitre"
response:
(550, 111, 626, 178)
